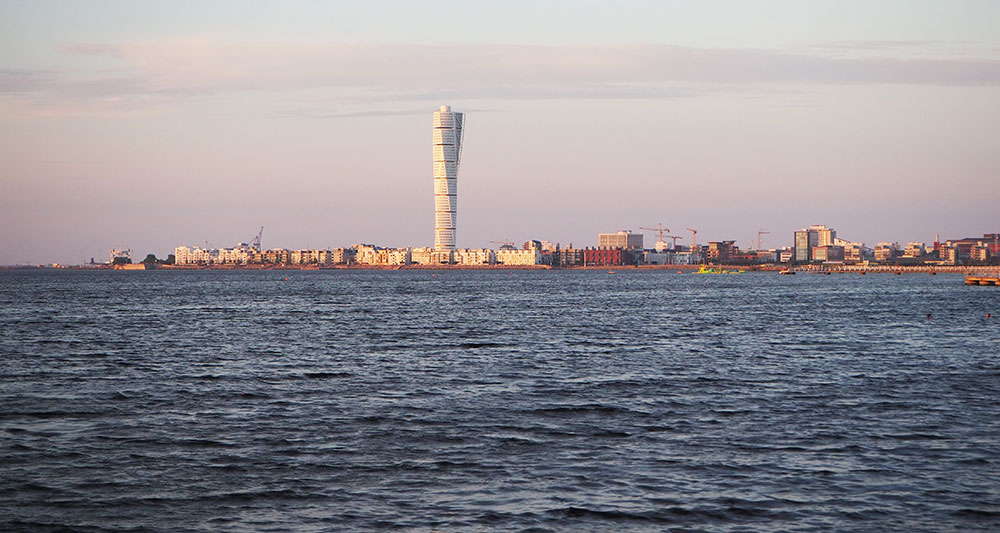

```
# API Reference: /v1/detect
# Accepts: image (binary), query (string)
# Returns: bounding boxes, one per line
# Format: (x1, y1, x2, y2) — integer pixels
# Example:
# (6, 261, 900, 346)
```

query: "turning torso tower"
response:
(432, 105, 464, 250)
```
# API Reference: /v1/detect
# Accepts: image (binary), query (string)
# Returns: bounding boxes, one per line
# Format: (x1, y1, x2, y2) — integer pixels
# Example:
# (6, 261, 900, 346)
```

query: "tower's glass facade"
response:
(433, 105, 464, 250)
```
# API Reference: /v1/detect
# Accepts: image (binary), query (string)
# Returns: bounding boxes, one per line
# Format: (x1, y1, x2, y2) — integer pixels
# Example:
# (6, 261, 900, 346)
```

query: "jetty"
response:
(965, 274, 1000, 286)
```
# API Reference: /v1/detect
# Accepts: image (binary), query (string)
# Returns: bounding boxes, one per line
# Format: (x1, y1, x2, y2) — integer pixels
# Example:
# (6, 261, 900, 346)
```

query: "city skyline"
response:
(2, 1, 999, 265)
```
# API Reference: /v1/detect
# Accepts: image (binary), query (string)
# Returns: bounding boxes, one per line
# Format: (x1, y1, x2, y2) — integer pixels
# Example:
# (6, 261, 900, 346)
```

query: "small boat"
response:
(779, 269, 795, 275)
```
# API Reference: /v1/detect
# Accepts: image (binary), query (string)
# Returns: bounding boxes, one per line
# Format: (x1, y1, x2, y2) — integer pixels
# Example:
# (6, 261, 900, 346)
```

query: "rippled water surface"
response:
(2, 269, 999, 532)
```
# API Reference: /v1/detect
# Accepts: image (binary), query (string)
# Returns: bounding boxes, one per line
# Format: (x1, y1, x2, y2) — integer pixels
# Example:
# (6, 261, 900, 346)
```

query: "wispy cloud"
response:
(4, 41, 999, 117)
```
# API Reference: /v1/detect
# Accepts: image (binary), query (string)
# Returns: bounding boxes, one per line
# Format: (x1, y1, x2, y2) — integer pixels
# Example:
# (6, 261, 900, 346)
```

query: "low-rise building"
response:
(410, 247, 435, 265)
(354, 244, 379, 265)
(454, 248, 494, 265)
(970, 243, 991, 263)
(330, 248, 356, 265)
(598, 230, 643, 250)
(553, 248, 584, 267)
(291, 249, 330, 265)
(834, 238, 867, 263)
(217, 247, 250, 264)
(410, 247, 454, 265)
(672, 251, 697, 265)
(902, 242, 926, 258)
(755, 250, 778, 263)
(495, 249, 540, 266)
(374, 248, 411, 266)
(874, 242, 898, 263)
(706, 240, 738, 263)
(644, 251, 671, 265)
(813, 245, 845, 262)
(583, 248, 631, 266)
(175, 246, 219, 265)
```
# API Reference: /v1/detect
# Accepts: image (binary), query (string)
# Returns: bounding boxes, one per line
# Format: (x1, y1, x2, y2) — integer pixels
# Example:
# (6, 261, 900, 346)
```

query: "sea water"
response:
(2, 269, 998, 531)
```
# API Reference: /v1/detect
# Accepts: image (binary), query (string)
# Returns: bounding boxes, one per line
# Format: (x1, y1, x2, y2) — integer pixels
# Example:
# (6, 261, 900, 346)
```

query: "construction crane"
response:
(668, 235, 684, 249)
(757, 229, 770, 252)
(640, 224, 671, 245)
(250, 226, 263, 253)
(686, 227, 698, 246)
(490, 239, 516, 250)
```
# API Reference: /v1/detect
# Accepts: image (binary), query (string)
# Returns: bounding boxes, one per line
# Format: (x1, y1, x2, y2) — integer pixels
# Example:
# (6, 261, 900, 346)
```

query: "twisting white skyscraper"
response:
(432, 105, 464, 250)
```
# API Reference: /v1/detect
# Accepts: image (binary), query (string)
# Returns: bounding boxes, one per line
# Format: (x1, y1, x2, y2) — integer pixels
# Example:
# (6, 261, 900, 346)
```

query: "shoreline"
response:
(3, 264, 998, 274)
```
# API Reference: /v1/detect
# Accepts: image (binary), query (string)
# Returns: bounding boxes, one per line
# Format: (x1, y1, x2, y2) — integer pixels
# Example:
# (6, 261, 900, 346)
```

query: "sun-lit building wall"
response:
(433, 105, 464, 250)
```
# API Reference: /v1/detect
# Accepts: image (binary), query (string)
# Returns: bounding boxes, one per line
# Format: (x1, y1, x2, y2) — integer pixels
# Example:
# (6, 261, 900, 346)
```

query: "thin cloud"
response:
(283, 108, 430, 119)
(4, 42, 999, 116)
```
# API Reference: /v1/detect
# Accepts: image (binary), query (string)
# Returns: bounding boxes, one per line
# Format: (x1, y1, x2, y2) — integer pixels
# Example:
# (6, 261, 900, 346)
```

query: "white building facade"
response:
(175, 246, 219, 265)
(433, 105, 464, 251)
(454, 248, 495, 265)
(495, 249, 540, 266)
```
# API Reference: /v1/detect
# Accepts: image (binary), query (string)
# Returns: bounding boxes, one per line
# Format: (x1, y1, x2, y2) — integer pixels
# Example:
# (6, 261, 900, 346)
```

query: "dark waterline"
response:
(2, 269, 999, 532)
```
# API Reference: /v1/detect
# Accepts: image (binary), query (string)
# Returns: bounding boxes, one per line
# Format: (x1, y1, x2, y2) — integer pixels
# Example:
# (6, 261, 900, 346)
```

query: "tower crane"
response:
(640, 224, 671, 245)
(490, 239, 516, 250)
(756, 229, 770, 252)
(668, 235, 684, 249)
(686, 227, 698, 247)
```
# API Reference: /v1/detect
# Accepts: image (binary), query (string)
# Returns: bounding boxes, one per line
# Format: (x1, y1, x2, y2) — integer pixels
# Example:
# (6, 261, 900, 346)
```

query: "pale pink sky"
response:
(2, 1, 998, 264)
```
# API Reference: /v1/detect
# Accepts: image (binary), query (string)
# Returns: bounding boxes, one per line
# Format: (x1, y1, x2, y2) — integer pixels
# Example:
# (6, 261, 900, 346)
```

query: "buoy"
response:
(988, 313, 992, 318)
(926, 313, 932, 319)
(284, 277, 289, 281)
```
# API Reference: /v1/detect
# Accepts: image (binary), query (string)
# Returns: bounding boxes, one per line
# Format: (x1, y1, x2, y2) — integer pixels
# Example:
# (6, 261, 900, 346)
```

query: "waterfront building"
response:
(874, 242, 898, 263)
(779, 249, 793, 263)
(353, 244, 379, 265)
(706, 241, 738, 263)
(833, 238, 867, 263)
(375, 248, 411, 266)
(410, 247, 453, 265)
(754, 250, 778, 263)
(174, 246, 219, 265)
(523, 240, 543, 252)
(970, 243, 991, 264)
(410, 247, 436, 265)
(644, 251, 671, 265)
(938, 244, 958, 265)
(553, 248, 584, 267)
(671, 251, 697, 265)
(329, 248, 356, 265)
(259, 249, 291, 264)
(813, 245, 845, 262)
(902, 242, 926, 258)
(290, 249, 330, 265)
(454, 248, 494, 265)
(583, 248, 633, 267)
(812, 225, 836, 246)
(217, 247, 250, 265)
(433, 105, 465, 251)
(937, 234, 999, 265)
(793, 230, 812, 262)
(793, 225, 836, 263)
(495, 249, 540, 266)
(598, 230, 643, 250)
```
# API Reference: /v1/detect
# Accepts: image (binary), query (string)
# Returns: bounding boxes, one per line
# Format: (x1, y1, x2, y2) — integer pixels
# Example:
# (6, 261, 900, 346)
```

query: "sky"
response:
(2, 0, 999, 265)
